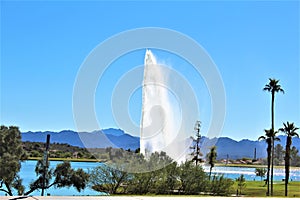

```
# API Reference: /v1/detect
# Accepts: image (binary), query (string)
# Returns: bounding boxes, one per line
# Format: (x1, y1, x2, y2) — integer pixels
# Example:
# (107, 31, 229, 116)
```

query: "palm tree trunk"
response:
(266, 144, 271, 196)
(271, 137, 274, 196)
(285, 137, 291, 197)
(270, 91, 275, 196)
(285, 153, 289, 197)
(209, 166, 212, 180)
(271, 91, 275, 132)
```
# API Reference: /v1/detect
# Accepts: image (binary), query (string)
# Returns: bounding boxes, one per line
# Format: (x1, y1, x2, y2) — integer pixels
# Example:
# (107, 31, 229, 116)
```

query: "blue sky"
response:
(1, 1, 299, 141)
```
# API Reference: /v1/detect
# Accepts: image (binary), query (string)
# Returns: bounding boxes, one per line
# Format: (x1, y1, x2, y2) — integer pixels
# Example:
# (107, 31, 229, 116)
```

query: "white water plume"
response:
(140, 50, 185, 159)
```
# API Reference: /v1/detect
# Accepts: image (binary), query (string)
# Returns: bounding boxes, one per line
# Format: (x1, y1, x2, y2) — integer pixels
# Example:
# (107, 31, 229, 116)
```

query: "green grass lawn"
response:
(236, 181, 300, 197)
(216, 163, 300, 170)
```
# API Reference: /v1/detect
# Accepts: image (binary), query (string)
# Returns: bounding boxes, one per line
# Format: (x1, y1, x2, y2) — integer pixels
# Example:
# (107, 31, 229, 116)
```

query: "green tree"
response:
(206, 146, 217, 180)
(127, 171, 153, 194)
(263, 78, 284, 196)
(76, 151, 83, 158)
(126, 151, 174, 194)
(25, 160, 89, 195)
(190, 121, 203, 166)
(279, 121, 299, 196)
(274, 144, 284, 165)
(255, 168, 267, 181)
(89, 163, 128, 194)
(30, 150, 42, 157)
(152, 162, 179, 194)
(0, 125, 26, 196)
(25, 159, 52, 195)
(89, 150, 233, 196)
(290, 146, 300, 167)
(178, 161, 207, 194)
(236, 174, 246, 195)
(210, 175, 234, 196)
(106, 147, 113, 160)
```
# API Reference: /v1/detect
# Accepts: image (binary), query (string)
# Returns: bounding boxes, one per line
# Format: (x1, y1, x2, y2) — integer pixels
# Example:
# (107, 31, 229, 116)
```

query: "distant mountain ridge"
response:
(21, 129, 300, 160)
(21, 129, 140, 150)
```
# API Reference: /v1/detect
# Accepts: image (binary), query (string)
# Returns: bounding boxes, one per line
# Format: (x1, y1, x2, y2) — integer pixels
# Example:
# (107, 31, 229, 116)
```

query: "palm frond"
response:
(258, 136, 266, 141)
(279, 121, 299, 137)
(263, 78, 284, 94)
(274, 137, 280, 142)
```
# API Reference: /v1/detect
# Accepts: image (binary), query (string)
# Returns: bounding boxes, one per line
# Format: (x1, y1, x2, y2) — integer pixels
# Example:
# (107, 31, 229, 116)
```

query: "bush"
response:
(178, 161, 208, 194)
(30, 150, 41, 157)
(89, 151, 234, 196)
(209, 175, 234, 196)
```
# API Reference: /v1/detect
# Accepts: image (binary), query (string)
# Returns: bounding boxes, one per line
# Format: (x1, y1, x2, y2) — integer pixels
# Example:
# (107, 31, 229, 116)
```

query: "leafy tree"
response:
(152, 162, 179, 194)
(76, 151, 83, 158)
(89, 150, 233, 196)
(209, 175, 234, 196)
(115, 149, 123, 158)
(127, 171, 154, 194)
(134, 148, 140, 154)
(206, 146, 217, 180)
(263, 78, 284, 196)
(53, 161, 89, 191)
(25, 160, 89, 195)
(25, 160, 52, 195)
(147, 151, 174, 171)
(190, 121, 203, 166)
(106, 147, 113, 160)
(178, 161, 207, 194)
(290, 146, 300, 167)
(0, 125, 26, 196)
(89, 163, 128, 194)
(255, 168, 267, 181)
(279, 121, 299, 196)
(126, 152, 174, 194)
(274, 144, 284, 165)
(236, 174, 246, 195)
(30, 150, 42, 157)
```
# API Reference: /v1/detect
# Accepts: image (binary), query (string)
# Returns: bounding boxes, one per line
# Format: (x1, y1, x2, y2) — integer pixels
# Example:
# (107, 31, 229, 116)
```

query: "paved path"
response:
(0, 197, 295, 200)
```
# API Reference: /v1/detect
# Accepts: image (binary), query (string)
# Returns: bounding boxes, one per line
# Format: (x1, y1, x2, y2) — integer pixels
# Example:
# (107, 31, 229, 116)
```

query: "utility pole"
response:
(226, 154, 229, 165)
(41, 134, 50, 196)
(252, 148, 257, 162)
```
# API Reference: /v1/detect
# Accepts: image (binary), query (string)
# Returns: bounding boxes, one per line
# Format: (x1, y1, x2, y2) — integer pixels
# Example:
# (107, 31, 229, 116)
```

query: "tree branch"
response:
(46, 181, 57, 189)
(0, 188, 9, 195)
(4, 181, 13, 196)
(24, 181, 57, 196)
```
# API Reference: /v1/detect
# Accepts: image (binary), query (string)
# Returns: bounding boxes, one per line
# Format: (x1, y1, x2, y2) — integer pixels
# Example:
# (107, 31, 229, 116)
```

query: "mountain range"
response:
(21, 128, 300, 160)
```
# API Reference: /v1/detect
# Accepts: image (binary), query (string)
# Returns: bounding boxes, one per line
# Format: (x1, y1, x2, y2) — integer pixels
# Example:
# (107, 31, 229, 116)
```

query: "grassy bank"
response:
(216, 163, 300, 169)
(27, 157, 103, 162)
(115, 181, 300, 197)
(237, 181, 300, 197)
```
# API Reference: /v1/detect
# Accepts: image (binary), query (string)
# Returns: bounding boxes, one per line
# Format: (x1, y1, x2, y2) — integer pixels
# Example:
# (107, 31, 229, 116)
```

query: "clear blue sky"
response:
(1, 1, 299, 141)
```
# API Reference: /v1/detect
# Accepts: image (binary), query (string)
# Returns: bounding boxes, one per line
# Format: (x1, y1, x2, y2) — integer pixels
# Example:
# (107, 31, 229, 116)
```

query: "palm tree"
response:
(258, 129, 273, 196)
(263, 78, 284, 196)
(279, 122, 299, 196)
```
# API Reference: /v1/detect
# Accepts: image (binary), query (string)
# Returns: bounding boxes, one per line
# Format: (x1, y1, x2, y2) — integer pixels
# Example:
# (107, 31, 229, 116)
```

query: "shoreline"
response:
(27, 157, 105, 162)
(215, 163, 300, 169)
(25, 158, 300, 170)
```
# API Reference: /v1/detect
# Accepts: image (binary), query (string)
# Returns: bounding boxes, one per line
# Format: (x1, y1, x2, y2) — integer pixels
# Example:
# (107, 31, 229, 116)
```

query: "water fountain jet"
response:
(140, 50, 178, 158)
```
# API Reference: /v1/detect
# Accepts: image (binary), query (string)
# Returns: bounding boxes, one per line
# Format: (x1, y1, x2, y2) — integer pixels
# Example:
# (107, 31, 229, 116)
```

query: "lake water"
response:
(8, 160, 101, 196)
(1, 160, 299, 196)
(201, 165, 300, 182)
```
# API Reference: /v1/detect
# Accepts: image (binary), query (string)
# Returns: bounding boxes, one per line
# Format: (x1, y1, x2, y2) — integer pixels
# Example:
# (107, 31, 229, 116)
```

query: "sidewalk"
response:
(0, 197, 294, 200)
